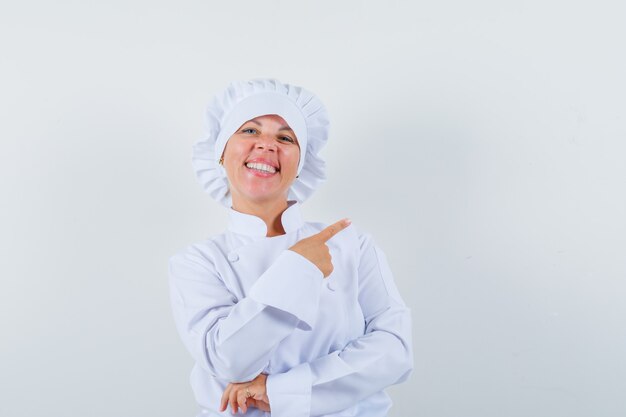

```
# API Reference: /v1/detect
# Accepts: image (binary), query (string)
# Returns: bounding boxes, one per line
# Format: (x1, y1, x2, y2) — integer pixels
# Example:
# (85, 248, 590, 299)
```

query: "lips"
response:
(244, 158, 280, 175)
(245, 161, 277, 174)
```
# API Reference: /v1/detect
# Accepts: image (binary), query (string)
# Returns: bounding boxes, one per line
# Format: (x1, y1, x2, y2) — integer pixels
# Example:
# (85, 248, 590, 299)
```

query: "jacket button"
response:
(326, 280, 335, 291)
(227, 252, 239, 262)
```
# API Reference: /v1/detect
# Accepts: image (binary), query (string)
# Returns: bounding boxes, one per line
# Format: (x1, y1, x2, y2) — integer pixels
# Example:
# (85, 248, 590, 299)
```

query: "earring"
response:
(219, 156, 224, 165)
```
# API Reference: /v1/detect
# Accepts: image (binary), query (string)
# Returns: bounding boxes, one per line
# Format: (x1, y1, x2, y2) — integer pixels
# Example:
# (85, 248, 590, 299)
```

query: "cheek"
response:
(284, 147, 301, 171)
(224, 140, 245, 158)
(223, 141, 251, 168)
(222, 145, 247, 181)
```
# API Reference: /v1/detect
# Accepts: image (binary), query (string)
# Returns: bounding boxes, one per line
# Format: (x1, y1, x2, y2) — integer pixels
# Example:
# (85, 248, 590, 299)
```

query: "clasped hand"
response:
(220, 373, 270, 414)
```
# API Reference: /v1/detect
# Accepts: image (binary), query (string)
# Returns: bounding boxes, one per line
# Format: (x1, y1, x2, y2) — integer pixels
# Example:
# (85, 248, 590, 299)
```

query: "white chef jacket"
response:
(168, 201, 413, 417)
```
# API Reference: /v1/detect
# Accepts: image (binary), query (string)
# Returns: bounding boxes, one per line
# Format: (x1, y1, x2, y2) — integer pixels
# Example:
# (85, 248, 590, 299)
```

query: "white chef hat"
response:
(192, 78, 330, 207)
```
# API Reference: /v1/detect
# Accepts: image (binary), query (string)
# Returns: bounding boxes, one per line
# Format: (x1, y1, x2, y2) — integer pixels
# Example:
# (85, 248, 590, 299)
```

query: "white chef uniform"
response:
(168, 201, 413, 417)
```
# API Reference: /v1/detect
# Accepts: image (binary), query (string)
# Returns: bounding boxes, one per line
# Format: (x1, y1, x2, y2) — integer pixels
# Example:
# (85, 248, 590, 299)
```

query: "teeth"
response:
(246, 162, 277, 173)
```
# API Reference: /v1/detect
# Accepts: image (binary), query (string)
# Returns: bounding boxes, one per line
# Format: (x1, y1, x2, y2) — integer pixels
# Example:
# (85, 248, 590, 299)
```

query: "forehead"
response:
(244, 114, 293, 130)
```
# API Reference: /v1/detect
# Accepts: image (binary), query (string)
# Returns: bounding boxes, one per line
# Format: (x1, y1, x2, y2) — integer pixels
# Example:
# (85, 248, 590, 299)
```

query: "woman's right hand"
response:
(289, 218, 351, 278)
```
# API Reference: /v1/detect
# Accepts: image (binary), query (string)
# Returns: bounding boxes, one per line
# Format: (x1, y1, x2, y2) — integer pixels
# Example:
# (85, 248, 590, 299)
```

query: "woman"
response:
(169, 79, 413, 417)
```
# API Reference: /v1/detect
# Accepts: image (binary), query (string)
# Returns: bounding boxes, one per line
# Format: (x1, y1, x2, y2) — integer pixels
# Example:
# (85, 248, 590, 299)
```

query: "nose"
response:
(254, 133, 277, 151)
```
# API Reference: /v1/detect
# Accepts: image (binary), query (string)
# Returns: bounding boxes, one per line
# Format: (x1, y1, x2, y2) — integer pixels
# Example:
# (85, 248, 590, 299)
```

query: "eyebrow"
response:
(247, 118, 294, 132)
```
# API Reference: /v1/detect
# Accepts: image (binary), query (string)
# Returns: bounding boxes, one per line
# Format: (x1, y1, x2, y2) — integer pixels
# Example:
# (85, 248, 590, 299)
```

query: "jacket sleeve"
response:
(168, 244, 324, 382)
(265, 233, 414, 417)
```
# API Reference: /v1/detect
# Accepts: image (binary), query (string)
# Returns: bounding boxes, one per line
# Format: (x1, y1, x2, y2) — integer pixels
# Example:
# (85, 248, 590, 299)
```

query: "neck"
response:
(231, 197, 289, 237)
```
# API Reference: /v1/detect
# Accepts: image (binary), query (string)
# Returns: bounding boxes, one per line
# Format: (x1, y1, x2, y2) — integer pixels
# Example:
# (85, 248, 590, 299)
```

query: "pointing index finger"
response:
(316, 218, 352, 242)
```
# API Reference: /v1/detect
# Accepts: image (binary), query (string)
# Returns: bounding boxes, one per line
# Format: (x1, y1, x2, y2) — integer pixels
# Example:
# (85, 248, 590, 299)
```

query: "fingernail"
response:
(345, 218, 352, 225)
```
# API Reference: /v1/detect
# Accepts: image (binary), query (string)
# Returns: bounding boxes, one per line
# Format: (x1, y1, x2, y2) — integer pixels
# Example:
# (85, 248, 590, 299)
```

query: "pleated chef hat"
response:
(192, 79, 330, 208)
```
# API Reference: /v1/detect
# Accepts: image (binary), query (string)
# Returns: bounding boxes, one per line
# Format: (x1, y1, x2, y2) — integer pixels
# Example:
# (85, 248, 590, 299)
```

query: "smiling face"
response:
(222, 114, 300, 208)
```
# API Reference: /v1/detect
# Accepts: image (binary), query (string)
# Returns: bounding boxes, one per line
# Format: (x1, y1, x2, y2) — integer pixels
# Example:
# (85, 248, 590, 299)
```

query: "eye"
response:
(241, 128, 258, 134)
(279, 135, 295, 144)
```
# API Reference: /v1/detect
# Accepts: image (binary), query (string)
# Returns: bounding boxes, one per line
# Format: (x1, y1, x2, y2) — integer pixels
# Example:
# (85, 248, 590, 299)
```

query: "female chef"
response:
(169, 79, 413, 417)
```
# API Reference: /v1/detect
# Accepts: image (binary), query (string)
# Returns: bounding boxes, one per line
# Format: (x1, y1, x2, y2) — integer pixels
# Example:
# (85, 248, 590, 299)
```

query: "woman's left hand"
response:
(219, 373, 270, 414)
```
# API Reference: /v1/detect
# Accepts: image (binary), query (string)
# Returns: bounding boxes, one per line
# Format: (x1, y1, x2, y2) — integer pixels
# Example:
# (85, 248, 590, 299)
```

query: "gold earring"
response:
(219, 156, 224, 165)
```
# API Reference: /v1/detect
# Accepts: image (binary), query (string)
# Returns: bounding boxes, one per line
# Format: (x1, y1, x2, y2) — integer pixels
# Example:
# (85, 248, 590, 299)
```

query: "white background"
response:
(2, 1, 625, 416)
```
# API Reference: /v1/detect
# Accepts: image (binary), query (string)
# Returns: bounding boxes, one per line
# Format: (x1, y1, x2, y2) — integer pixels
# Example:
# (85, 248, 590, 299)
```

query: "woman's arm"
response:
(168, 244, 324, 382)
(264, 233, 414, 417)
(169, 221, 351, 383)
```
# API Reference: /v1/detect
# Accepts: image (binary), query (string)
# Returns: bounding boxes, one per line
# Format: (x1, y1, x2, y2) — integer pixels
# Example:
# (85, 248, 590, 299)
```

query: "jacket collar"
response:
(227, 201, 304, 237)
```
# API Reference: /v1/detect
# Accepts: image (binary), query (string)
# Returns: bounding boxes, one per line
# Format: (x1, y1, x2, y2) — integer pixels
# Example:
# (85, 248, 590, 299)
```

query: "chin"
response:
(236, 187, 289, 205)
